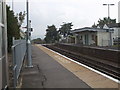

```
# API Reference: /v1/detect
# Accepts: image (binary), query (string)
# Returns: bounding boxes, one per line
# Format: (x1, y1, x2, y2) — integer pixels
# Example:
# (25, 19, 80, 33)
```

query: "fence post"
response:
(12, 46, 17, 87)
(12, 40, 27, 88)
(12, 37, 15, 45)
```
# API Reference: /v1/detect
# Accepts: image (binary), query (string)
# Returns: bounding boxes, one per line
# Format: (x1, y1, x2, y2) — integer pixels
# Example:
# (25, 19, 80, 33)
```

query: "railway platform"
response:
(21, 44, 119, 89)
(21, 45, 91, 88)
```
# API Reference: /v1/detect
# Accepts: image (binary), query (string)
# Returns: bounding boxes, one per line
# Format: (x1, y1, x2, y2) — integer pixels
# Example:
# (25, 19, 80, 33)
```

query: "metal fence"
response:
(12, 40, 26, 87)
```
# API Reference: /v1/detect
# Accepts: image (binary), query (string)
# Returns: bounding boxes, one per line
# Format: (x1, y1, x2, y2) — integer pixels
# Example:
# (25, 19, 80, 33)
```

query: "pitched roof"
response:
(97, 24, 104, 29)
(71, 27, 110, 33)
(97, 23, 120, 29)
(105, 23, 120, 28)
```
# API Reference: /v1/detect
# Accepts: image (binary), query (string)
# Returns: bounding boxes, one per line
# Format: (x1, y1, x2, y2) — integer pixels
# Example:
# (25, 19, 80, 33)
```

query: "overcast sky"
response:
(7, 0, 120, 39)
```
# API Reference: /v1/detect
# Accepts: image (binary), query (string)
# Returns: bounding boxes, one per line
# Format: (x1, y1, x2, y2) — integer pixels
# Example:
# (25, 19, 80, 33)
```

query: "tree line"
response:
(44, 17, 116, 44)
(44, 22, 73, 43)
(7, 5, 116, 45)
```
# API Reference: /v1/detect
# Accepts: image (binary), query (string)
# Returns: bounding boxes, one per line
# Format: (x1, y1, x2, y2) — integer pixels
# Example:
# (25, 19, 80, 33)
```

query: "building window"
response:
(0, 1, 2, 23)
(2, 27, 5, 56)
(0, 0, 5, 57)
(0, 0, 2, 57)
(2, 1, 4, 24)
(0, 27, 2, 57)
(80, 35, 82, 40)
(92, 35, 94, 40)
(0, 1, 7, 89)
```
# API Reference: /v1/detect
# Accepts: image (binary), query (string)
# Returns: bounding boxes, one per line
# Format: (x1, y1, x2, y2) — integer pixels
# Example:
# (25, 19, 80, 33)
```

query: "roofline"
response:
(71, 27, 110, 33)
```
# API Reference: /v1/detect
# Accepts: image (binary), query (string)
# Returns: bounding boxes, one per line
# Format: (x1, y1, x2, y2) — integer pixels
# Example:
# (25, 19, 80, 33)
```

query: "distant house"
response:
(59, 35, 67, 43)
(71, 27, 113, 46)
(66, 35, 75, 44)
(97, 24, 104, 29)
(103, 23, 120, 45)
(20, 30, 26, 39)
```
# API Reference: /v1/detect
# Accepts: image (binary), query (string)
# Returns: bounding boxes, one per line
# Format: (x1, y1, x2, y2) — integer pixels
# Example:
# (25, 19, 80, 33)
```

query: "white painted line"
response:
(40, 45, 120, 84)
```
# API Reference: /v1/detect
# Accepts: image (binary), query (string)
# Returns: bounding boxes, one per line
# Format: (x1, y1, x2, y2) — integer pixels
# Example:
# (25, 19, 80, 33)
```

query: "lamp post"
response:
(26, 0, 33, 67)
(103, 4, 115, 19)
(103, 3, 115, 46)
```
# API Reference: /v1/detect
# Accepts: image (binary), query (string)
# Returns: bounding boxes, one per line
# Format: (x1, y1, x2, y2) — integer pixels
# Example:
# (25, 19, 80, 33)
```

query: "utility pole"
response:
(26, 0, 33, 67)
(103, 3, 115, 46)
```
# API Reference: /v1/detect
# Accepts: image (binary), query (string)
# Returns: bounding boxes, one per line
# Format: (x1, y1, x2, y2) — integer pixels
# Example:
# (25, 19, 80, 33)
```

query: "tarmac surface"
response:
(21, 45, 91, 88)
(36, 45, 119, 88)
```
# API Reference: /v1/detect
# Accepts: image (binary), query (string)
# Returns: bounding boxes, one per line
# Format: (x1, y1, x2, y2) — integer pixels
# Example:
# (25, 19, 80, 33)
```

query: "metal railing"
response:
(12, 40, 26, 87)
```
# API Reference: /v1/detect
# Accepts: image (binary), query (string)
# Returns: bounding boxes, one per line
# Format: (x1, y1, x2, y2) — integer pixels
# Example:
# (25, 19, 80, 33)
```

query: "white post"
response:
(102, 38, 103, 46)
(12, 37, 15, 45)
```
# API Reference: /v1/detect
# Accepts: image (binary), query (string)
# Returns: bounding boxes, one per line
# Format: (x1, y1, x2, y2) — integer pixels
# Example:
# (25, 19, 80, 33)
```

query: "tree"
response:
(32, 38, 45, 44)
(59, 22, 73, 38)
(92, 17, 116, 28)
(7, 6, 26, 52)
(97, 17, 116, 25)
(16, 11, 26, 27)
(92, 22, 97, 28)
(44, 25, 60, 43)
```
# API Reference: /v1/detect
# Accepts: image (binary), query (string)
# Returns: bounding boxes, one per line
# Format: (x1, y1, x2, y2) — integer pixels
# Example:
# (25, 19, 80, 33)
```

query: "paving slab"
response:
(21, 45, 91, 88)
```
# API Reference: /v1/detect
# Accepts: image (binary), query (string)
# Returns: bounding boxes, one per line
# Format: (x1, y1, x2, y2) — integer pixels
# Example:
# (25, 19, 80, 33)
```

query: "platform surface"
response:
(21, 45, 91, 88)
(35, 44, 119, 88)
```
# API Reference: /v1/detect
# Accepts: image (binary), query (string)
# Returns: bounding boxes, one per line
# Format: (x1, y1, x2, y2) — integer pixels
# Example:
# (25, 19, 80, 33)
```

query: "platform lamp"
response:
(26, 0, 33, 67)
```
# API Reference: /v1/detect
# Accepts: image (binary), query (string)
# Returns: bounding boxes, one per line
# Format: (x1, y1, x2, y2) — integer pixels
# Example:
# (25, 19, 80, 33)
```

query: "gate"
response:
(0, 0, 8, 89)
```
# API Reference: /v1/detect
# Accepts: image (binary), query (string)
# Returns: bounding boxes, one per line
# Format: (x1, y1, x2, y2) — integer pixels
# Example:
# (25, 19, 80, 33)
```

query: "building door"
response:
(95, 36, 97, 46)
(0, 1, 8, 89)
(85, 34, 89, 45)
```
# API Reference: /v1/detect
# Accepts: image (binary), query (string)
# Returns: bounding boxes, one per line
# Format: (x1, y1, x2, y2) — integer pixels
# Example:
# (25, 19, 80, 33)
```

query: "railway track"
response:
(43, 45, 120, 81)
